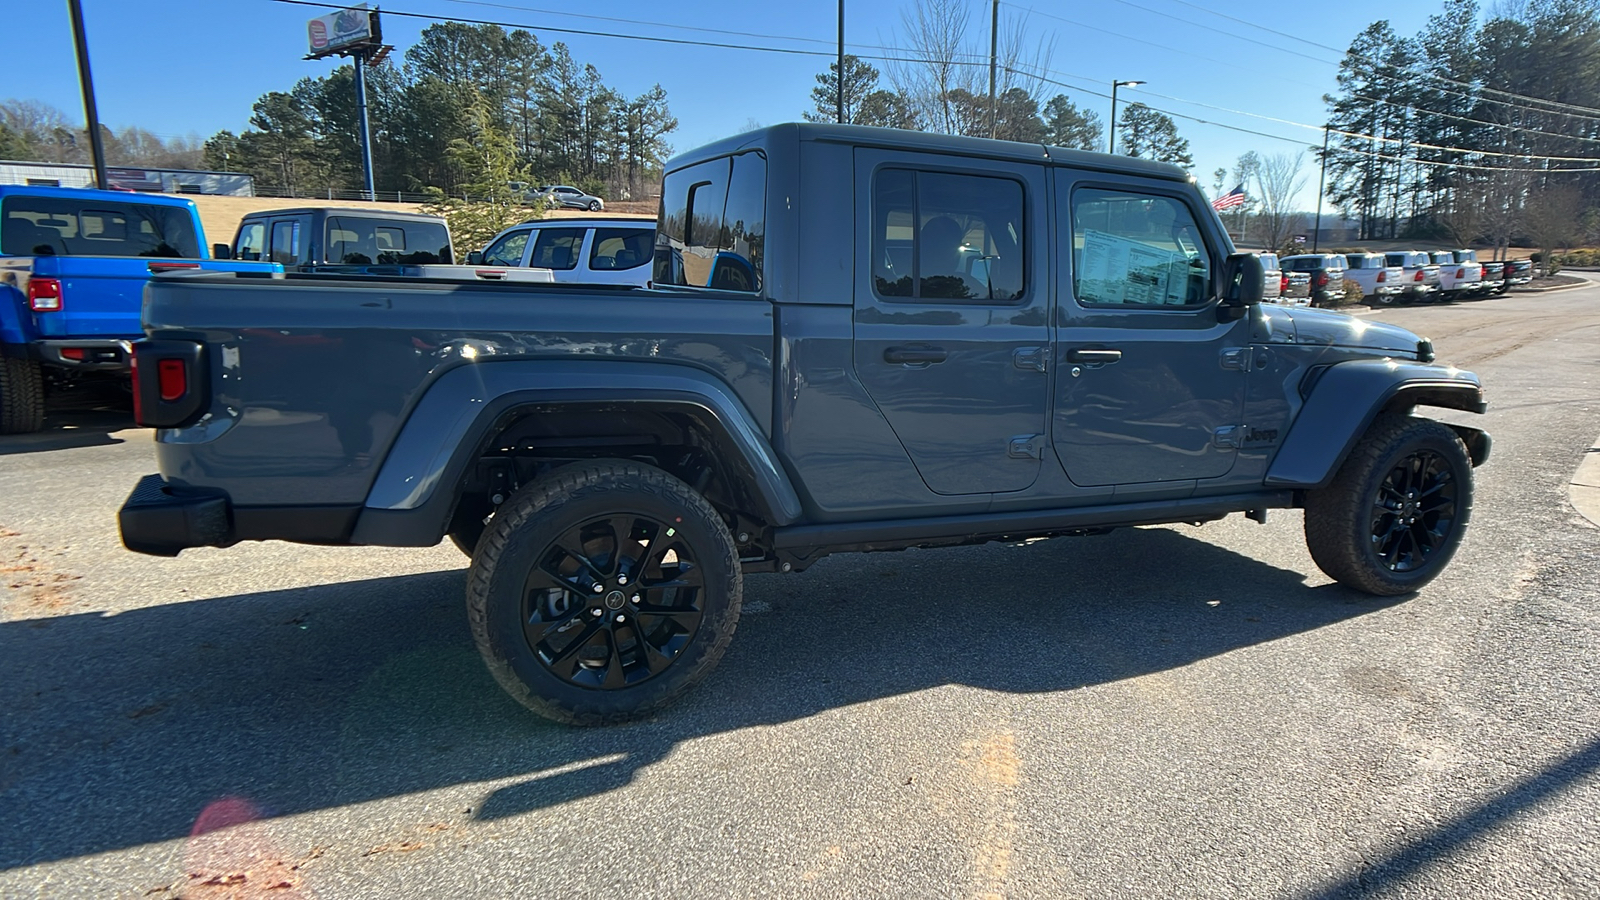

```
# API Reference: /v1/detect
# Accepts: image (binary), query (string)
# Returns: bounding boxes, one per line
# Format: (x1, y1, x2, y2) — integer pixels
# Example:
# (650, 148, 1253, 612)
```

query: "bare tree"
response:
(886, 0, 971, 133)
(1251, 151, 1308, 251)
(1477, 168, 1527, 260)
(1523, 183, 1586, 268)
(885, 0, 1055, 138)
(1435, 185, 1485, 248)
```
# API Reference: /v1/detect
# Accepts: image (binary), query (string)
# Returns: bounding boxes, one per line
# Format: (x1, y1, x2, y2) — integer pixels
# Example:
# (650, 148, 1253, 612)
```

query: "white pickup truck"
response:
(1384, 251, 1443, 303)
(1342, 253, 1406, 305)
(1429, 250, 1483, 300)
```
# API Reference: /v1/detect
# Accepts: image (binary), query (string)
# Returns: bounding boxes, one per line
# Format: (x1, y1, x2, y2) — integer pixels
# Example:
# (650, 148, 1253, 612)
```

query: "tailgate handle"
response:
(883, 346, 947, 365)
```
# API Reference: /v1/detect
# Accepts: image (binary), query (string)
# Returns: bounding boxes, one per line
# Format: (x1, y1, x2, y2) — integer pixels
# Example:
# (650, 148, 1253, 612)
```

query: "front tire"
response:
(1304, 414, 1473, 595)
(0, 357, 45, 435)
(466, 460, 741, 724)
(587, 200, 601, 211)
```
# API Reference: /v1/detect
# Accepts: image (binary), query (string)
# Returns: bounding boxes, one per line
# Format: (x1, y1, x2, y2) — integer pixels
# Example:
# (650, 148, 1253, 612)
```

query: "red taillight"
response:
(1316, 272, 1329, 287)
(60, 347, 85, 360)
(1281, 275, 1289, 291)
(27, 277, 62, 311)
(1415, 270, 1424, 281)
(1457, 268, 1465, 278)
(1377, 270, 1386, 283)
(157, 358, 187, 401)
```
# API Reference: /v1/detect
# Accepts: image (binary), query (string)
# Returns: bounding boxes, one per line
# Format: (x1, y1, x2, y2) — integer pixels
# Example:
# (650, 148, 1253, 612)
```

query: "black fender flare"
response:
(351, 360, 802, 546)
(1265, 358, 1488, 490)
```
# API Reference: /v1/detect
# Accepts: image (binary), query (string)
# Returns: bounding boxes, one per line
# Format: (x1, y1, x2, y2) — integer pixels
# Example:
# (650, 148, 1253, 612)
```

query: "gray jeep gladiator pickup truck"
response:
(119, 124, 1490, 725)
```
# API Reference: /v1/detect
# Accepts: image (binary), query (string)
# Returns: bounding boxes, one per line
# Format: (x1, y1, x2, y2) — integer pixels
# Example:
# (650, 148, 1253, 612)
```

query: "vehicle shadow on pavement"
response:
(0, 384, 133, 456)
(3, 527, 1400, 868)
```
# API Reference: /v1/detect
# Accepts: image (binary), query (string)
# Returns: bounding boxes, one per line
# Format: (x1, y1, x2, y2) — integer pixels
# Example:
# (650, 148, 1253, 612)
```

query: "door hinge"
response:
(1008, 434, 1045, 459)
(1013, 346, 1050, 372)
(1213, 426, 1245, 449)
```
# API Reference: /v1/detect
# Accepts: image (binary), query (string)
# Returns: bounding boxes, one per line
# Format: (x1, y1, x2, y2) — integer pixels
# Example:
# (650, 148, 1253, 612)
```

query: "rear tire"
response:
(466, 460, 741, 724)
(0, 357, 45, 435)
(1304, 414, 1473, 595)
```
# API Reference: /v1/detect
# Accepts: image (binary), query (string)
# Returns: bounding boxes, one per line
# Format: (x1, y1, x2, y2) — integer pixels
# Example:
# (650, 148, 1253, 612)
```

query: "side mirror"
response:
(465, 250, 484, 266)
(212, 243, 233, 260)
(1222, 253, 1265, 307)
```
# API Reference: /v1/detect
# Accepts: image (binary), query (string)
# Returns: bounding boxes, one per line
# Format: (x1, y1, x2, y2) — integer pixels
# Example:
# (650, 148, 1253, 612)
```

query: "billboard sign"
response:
(307, 5, 373, 57)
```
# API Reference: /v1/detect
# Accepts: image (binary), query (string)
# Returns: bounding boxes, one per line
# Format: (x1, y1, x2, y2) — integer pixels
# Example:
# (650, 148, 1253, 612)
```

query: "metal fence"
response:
(250, 185, 436, 203)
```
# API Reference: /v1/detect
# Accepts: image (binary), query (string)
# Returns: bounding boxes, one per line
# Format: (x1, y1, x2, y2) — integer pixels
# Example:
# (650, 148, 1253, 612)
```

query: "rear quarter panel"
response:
(147, 277, 775, 507)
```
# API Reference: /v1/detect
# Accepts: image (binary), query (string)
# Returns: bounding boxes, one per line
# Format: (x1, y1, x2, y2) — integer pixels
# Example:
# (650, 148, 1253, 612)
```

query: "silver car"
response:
(528, 185, 605, 212)
(471, 217, 653, 286)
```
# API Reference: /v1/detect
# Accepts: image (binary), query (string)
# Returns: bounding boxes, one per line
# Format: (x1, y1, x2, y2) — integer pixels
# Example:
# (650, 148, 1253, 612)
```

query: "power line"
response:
(1158, 0, 1600, 119)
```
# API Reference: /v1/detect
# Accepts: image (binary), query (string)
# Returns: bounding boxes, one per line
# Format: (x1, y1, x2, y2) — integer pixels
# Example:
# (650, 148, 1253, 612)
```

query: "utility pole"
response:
(1314, 125, 1329, 252)
(988, 0, 999, 139)
(66, 0, 108, 190)
(354, 48, 375, 201)
(836, 0, 845, 124)
(1108, 80, 1144, 155)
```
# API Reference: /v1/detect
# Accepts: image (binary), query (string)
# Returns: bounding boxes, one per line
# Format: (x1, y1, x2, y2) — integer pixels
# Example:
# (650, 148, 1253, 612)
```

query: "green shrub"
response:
(1332, 278, 1365, 308)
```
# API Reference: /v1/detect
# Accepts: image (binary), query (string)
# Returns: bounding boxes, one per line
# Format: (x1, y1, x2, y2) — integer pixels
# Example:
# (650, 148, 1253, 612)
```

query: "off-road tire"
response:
(1304, 414, 1473, 595)
(466, 460, 741, 725)
(0, 357, 45, 435)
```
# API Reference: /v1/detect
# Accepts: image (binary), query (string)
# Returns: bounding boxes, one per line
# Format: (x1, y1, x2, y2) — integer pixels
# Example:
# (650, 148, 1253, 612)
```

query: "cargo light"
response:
(27, 277, 62, 311)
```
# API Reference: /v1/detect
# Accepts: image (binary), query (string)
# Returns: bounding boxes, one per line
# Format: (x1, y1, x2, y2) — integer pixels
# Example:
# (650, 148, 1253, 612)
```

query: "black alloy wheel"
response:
(1305, 414, 1473, 595)
(1368, 449, 1459, 574)
(467, 460, 741, 724)
(521, 512, 704, 690)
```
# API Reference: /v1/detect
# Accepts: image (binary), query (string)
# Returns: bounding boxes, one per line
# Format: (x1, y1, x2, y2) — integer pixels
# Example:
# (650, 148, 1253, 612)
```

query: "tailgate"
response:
(30, 256, 153, 339)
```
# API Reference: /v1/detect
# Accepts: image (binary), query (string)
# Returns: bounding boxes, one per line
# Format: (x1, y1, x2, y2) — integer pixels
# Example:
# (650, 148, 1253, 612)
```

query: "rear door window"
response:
(269, 219, 305, 266)
(589, 228, 653, 270)
(871, 168, 1026, 302)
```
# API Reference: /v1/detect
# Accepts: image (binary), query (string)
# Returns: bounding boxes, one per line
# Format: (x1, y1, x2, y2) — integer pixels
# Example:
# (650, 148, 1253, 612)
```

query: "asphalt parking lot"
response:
(2, 282, 1598, 899)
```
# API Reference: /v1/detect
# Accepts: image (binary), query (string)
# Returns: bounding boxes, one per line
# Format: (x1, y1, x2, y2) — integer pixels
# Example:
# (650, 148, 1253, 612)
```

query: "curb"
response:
(1514, 280, 1591, 295)
(1571, 434, 1600, 529)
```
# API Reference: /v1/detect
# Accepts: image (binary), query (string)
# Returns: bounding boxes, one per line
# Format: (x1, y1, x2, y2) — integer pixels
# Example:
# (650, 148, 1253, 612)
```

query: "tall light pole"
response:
(836, 0, 844, 123)
(66, 0, 108, 190)
(1108, 79, 1145, 155)
(987, 0, 999, 138)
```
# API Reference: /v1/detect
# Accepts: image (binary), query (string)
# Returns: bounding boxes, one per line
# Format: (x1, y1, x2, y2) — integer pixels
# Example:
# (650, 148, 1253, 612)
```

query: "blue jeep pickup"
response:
(0, 186, 279, 433)
(118, 124, 1490, 724)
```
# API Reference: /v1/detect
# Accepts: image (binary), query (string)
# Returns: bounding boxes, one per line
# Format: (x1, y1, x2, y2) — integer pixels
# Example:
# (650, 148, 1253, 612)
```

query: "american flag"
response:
(1211, 184, 1246, 211)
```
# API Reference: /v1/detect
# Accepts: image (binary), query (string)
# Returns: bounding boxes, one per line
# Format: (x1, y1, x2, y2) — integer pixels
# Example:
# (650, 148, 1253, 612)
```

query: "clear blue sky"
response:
(3, 0, 1447, 210)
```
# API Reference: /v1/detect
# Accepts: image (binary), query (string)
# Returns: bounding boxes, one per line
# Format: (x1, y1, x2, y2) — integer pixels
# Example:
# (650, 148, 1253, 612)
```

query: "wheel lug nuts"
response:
(591, 608, 602, 617)
(592, 583, 604, 593)
(631, 595, 640, 604)
(616, 614, 626, 623)
(618, 575, 628, 585)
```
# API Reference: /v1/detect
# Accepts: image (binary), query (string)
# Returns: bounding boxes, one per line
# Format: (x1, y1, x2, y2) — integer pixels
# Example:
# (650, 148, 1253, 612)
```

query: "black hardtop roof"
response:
(669, 122, 1195, 184)
(239, 207, 446, 223)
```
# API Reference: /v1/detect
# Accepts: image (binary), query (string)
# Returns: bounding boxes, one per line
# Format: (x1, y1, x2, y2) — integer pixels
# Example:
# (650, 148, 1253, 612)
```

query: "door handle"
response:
(883, 346, 948, 365)
(1066, 348, 1122, 365)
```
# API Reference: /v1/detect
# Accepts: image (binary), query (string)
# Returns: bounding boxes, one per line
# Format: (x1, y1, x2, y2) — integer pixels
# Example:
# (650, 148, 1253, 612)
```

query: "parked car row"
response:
(1259, 249, 1532, 308)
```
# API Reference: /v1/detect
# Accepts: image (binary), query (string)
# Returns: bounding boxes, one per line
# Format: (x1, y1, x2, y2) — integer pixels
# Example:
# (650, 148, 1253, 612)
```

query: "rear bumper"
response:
(119, 475, 231, 557)
(119, 474, 362, 556)
(37, 339, 134, 371)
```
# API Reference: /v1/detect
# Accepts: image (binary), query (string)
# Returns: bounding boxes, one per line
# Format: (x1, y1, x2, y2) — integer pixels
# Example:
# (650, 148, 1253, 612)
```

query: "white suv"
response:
(471, 218, 654, 286)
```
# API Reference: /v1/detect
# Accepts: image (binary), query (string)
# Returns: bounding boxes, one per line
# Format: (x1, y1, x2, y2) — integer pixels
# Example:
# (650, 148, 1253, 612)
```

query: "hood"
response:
(1258, 305, 1423, 356)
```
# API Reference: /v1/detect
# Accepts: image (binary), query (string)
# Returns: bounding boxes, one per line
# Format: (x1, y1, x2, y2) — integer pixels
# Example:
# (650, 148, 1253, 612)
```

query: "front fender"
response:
(1265, 358, 1487, 489)
(351, 359, 803, 546)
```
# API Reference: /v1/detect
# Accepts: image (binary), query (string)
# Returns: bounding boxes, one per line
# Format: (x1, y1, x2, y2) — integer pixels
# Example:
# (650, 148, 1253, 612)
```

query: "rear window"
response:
(326, 216, 451, 264)
(589, 227, 653, 270)
(655, 150, 766, 292)
(1258, 253, 1278, 268)
(1, 196, 200, 258)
